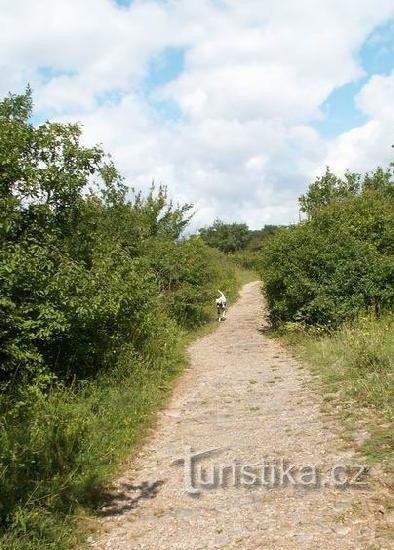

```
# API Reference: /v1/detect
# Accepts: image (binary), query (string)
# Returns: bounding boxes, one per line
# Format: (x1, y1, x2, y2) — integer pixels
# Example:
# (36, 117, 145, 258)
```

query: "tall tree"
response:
(299, 167, 360, 218)
(198, 220, 251, 253)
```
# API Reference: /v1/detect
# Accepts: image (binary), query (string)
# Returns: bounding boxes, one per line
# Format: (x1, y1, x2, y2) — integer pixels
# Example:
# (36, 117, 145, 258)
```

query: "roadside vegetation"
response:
(0, 89, 244, 548)
(260, 165, 393, 469)
(280, 314, 393, 468)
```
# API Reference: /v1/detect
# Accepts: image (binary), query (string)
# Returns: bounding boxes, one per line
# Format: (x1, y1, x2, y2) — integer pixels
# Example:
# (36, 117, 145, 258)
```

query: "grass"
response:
(0, 346, 185, 549)
(280, 313, 394, 545)
(279, 313, 393, 467)
(234, 268, 259, 286)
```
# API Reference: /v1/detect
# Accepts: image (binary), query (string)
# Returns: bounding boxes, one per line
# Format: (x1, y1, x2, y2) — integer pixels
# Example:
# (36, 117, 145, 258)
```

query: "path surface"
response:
(90, 282, 389, 549)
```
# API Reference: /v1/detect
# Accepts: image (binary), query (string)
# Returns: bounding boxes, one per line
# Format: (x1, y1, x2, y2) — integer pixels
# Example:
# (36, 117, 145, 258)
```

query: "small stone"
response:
(166, 410, 181, 418)
(333, 526, 351, 536)
(174, 507, 196, 519)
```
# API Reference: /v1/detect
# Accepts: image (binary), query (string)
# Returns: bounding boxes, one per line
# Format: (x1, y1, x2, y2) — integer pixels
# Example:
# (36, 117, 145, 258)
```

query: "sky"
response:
(1, 0, 393, 229)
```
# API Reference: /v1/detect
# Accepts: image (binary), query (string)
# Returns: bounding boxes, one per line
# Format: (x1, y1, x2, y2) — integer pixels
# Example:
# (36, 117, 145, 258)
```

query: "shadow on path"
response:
(96, 480, 165, 517)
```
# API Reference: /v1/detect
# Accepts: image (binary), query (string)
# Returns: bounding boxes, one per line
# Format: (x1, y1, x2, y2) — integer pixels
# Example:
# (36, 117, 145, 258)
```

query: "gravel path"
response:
(90, 282, 390, 549)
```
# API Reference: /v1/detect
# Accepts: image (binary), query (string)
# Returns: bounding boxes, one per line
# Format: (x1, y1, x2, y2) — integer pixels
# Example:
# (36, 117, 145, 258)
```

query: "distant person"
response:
(216, 290, 227, 322)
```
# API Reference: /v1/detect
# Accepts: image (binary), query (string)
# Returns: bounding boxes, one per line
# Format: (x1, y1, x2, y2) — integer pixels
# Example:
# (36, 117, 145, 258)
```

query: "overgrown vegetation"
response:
(1, 85, 393, 546)
(262, 166, 393, 327)
(0, 89, 242, 548)
(198, 220, 279, 270)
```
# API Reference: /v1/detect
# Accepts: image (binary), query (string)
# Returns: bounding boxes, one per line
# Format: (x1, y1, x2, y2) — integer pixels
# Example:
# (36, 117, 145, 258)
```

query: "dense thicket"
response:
(198, 219, 279, 271)
(198, 219, 279, 254)
(198, 220, 251, 252)
(261, 166, 394, 327)
(0, 90, 240, 545)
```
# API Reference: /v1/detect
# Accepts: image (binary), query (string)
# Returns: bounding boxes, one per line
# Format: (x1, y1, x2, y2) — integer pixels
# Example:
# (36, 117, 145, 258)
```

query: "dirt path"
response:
(90, 282, 389, 549)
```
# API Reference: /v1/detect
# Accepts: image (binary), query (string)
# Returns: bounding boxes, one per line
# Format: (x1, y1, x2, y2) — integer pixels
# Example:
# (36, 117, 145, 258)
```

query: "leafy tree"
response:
(362, 166, 394, 197)
(198, 219, 251, 252)
(299, 167, 361, 218)
(247, 225, 279, 251)
(299, 164, 394, 219)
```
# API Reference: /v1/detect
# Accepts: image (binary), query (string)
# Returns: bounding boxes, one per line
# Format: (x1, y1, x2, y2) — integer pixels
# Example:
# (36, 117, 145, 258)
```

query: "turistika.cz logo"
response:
(172, 447, 369, 496)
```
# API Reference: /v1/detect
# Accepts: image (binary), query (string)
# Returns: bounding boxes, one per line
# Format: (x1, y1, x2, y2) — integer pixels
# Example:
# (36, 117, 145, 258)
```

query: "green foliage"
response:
(147, 236, 239, 328)
(199, 221, 280, 273)
(0, 89, 243, 547)
(262, 167, 394, 327)
(299, 165, 393, 218)
(229, 225, 280, 271)
(198, 219, 251, 253)
(0, 89, 234, 385)
(298, 167, 361, 217)
(0, 346, 183, 549)
(230, 249, 262, 272)
(247, 225, 279, 250)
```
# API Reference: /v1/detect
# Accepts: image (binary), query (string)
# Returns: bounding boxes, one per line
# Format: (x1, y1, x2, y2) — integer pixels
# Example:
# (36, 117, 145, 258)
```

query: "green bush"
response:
(147, 236, 239, 328)
(261, 180, 394, 327)
(0, 345, 183, 548)
(198, 220, 251, 253)
(230, 249, 262, 272)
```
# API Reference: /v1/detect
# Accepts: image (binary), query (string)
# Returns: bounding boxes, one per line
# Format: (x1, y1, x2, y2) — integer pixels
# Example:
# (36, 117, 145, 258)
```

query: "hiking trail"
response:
(90, 281, 390, 549)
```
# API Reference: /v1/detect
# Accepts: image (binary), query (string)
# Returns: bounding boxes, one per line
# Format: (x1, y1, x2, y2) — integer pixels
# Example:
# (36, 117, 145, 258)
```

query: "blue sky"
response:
(133, 17, 394, 137)
(91, 8, 394, 141)
(143, 47, 185, 121)
(1, 0, 393, 227)
(114, 0, 134, 5)
(315, 19, 394, 137)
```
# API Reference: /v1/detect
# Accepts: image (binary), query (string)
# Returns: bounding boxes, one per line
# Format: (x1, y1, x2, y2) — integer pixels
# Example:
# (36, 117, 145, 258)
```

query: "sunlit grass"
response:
(282, 313, 393, 464)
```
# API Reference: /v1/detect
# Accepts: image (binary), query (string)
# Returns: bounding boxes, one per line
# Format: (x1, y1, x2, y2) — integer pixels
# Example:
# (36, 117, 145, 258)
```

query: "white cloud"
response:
(0, 0, 393, 228)
(0, 0, 177, 107)
(356, 72, 394, 118)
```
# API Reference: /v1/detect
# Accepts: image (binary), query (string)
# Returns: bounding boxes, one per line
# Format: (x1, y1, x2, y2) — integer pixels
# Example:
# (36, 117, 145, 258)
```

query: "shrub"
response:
(261, 176, 393, 327)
